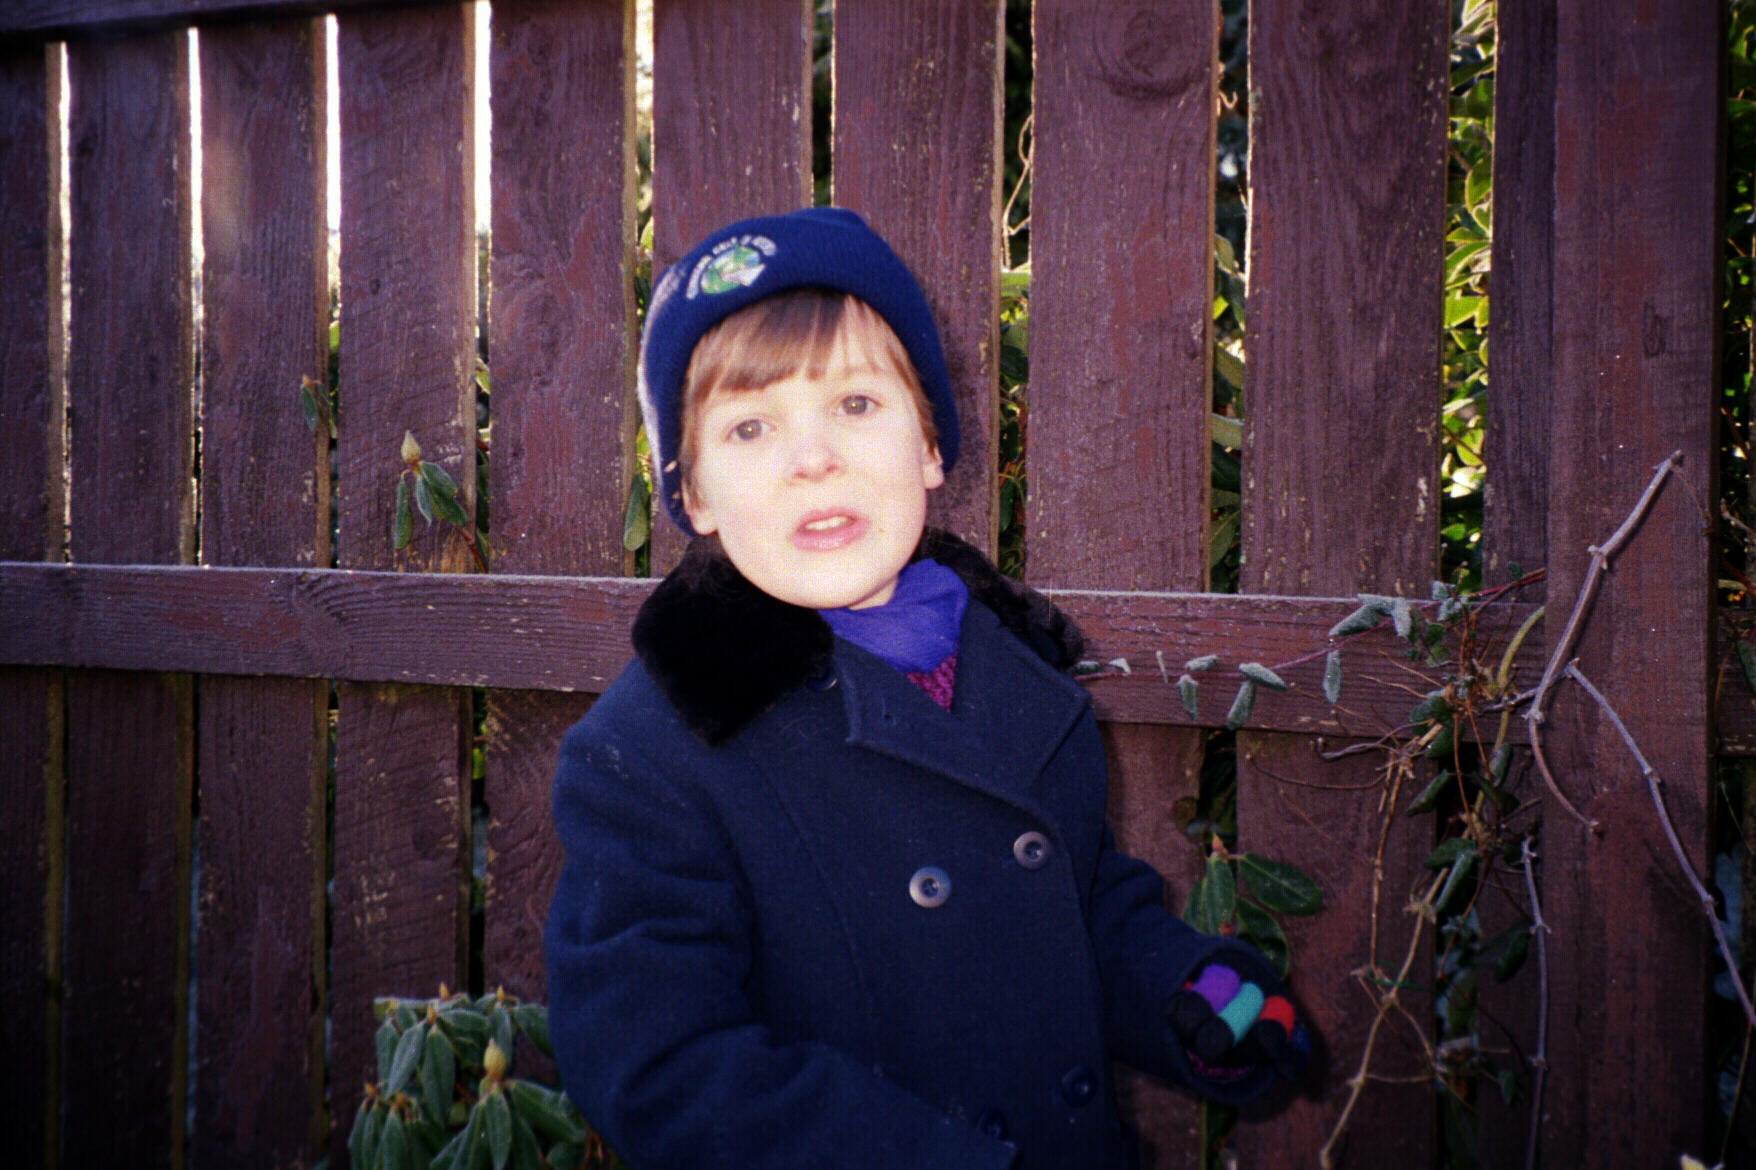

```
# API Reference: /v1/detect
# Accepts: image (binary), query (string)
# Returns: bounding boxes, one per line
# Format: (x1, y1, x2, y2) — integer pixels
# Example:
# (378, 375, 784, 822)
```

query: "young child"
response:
(545, 207, 1306, 1169)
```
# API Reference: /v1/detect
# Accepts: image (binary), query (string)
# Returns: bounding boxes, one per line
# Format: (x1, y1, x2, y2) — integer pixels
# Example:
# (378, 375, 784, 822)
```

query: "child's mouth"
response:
(793, 511, 867, 550)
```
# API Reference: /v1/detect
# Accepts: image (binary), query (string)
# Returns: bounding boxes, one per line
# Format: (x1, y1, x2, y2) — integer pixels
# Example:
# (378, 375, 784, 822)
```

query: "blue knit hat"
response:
(639, 207, 959, 534)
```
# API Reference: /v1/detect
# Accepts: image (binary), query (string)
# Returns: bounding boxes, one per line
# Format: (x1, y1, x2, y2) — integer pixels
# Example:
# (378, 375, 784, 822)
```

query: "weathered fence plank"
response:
(3, 0, 455, 37)
(646, 0, 813, 573)
(332, 3, 477, 1146)
(0, 41, 58, 1169)
(1538, 2, 1722, 1164)
(62, 30, 195, 1169)
(485, 0, 634, 1006)
(1235, 1, 1448, 1165)
(1476, 0, 1555, 1162)
(192, 18, 329, 1169)
(833, 0, 1004, 553)
(1029, 3, 1216, 1164)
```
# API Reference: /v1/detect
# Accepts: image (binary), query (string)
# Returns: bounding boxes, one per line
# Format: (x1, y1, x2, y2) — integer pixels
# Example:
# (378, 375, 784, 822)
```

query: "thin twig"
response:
(1523, 451, 1682, 831)
(1320, 872, 1445, 1170)
(1520, 837, 1548, 1170)
(1563, 662, 1756, 1032)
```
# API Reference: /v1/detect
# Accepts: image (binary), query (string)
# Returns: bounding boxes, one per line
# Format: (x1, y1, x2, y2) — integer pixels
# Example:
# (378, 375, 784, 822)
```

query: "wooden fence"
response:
(0, 0, 1729, 1167)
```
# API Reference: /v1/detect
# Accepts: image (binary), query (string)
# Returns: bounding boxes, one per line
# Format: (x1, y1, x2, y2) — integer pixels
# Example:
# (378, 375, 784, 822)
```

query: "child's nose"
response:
(787, 429, 843, 480)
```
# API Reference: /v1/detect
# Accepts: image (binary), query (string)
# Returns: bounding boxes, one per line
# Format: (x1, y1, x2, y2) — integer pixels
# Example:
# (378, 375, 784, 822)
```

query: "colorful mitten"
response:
(1165, 962, 1310, 1081)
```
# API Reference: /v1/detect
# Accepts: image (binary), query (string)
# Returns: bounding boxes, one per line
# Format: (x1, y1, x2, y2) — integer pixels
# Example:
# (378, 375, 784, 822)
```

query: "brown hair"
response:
(678, 288, 937, 479)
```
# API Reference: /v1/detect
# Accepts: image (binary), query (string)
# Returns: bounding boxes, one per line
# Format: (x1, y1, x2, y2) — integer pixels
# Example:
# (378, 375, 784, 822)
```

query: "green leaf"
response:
(387, 1021, 426, 1096)
(509, 1108, 543, 1170)
(1434, 850, 1476, 915)
(431, 1128, 466, 1170)
(547, 1141, 587, 1170)
(300, 381, 322, 432)
(1190, 854, 1236, 935)
(509, 1080, 584, 1145)
(348, 1100, 381, 1170)
(1322, 650, 1343, 705)
(1424, 836, 1474, 869)
(380, 1111, 407, 1170)
(1224, 679, 1256, 731)
(424, 1026, 456, 1125)
(393, 479, 414, 549)
(1390, 597, 1414, 640)
(1208, 411, 1243, 449)
(1233, 897, 1289, 976)
(510, 1004, 551, 1058)
(376, 1016, 400, 1084)
(1738, 639, 1756, 696)
(1406, 769, 1452, 815)
(484, 1090, 513, 1170)
(489, 1003, 515, 1065)
(419, 459, 459, 498)
(1238, 853, 1322, 915)
(1492, 922, 1533, 982)
(622, 473, 652, 553)
(1425, 722, 1455, 761)
(1237, 662, 1288, 691)
(1177, 675, 1199, 720)
(1328, 604, 1381, 639)
(414, 475, 437, 525)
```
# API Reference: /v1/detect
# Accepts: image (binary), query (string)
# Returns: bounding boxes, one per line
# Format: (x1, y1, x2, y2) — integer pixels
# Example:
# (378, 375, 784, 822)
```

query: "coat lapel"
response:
(837, 601, 1089, 811)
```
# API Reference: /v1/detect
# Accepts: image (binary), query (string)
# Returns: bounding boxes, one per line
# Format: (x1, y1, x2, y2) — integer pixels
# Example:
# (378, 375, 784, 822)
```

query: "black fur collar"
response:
(632, 529, 1085, 744)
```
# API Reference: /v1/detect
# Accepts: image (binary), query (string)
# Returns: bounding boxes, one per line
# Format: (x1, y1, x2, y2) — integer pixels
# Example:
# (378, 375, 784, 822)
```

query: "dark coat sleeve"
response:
(543, 699, 1019, 1170)
(1085, 826, 1282, 1106)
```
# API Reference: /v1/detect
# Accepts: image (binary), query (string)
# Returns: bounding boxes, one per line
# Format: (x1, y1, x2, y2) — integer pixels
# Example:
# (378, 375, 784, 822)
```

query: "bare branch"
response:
(1520, 837, 1548, 1170)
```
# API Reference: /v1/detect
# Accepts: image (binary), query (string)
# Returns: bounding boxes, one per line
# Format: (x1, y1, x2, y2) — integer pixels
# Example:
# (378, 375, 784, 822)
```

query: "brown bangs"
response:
(679, 288, 935, 475)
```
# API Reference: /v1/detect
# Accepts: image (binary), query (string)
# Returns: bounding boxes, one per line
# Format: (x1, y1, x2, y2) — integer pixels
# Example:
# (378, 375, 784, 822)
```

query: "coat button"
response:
(909, 866, 951, 908)
(975, 1107, 1008, 1141)
(1060, 1063, 1097, 1107)
(1012, 830, 1051, 869)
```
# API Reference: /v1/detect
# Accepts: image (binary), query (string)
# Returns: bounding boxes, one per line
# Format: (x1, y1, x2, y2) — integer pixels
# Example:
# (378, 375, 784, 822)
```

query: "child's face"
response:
(682, 318, 944, 611)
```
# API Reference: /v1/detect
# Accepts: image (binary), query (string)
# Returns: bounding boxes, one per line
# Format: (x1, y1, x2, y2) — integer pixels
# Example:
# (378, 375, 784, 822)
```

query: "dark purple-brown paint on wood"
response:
(1537, 1, 1721, 1164)
(62, 31, 195, 1169)
(332, 3, 476, 1144)
(486, 0, 634, 1003)
(0, 42, 54, 1170)
(1235, 0, 1447, 1164)
(646, 0, 810, 574)
(832, 0, 1004, 554)
(193, 19, 329, 1169)
(1027, 4, 1215, 1163)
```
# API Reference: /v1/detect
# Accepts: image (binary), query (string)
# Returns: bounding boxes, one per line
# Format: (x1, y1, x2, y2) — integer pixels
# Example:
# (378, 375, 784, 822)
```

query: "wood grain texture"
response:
(832, 0, 1004, 553)
(62, 32, 195, 1170)
(0, 561, 1568, 736)
(1483, 0, 1554, 591)
(193, 20, 328, 1170)
(332, 5, 476, 1145)
(1027, 6, 1215, 1164)
(1475, 2, 1554, 1163)
(646, 0, 812, 572)
(1537, 1, 1722, 1164)
(0, 43, 54, 1170)
(4, 0, 455, 37)
(1235, 1, 1448, 1164)
(486, 0, 634, 1003)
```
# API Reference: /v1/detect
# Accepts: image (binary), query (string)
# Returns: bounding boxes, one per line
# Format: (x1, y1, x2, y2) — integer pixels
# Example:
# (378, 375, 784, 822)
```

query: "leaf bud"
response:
(401, 430, 423, 467)
(484, 1038, 509, 1082)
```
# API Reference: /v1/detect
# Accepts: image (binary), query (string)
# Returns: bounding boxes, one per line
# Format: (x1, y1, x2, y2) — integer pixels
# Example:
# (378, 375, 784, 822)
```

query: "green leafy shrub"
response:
(348, 988, 620, 1170)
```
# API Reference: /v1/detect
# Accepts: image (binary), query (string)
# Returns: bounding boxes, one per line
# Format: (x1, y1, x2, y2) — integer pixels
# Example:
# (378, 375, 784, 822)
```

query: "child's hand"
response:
(1164, 962, 1309, 1082)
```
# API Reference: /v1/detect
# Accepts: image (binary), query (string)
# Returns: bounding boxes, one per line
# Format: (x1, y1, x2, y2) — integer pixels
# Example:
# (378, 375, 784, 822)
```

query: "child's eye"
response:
(730, 419, 766, 442)
(840, 394, 874, 416)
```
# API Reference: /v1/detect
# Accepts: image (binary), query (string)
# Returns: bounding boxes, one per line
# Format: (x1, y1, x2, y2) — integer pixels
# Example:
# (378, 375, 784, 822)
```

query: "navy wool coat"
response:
(545, 532, 1279, 1169)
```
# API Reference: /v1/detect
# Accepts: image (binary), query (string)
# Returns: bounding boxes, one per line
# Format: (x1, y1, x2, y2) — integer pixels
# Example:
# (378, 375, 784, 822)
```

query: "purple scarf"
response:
(818, 559, 967, 674)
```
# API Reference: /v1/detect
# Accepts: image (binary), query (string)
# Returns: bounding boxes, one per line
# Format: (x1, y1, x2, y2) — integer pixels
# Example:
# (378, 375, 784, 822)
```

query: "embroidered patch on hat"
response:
(687, 234, 778, 298)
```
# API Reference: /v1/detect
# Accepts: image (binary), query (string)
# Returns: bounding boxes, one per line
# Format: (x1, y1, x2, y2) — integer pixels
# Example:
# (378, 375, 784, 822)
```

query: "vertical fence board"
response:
(1029, 4, 1214, 1165)
(646, 0, 812, 572)
(1235, 2, 1447, 1165)
(485, 0, 634, 1004)
(833, 0, 1004, 553)
(193, 19, 329, 1169)
(333, 4, 476, 1145)
(0, 43, 55, 1169)
(1476, 1, 1554, 1163)
(63, 31, 195, 1170)
(1539, 2, 1721, 1165)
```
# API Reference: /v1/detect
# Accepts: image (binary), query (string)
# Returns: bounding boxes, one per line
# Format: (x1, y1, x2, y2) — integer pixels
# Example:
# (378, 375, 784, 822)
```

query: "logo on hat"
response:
(686, 234, 779, 298)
